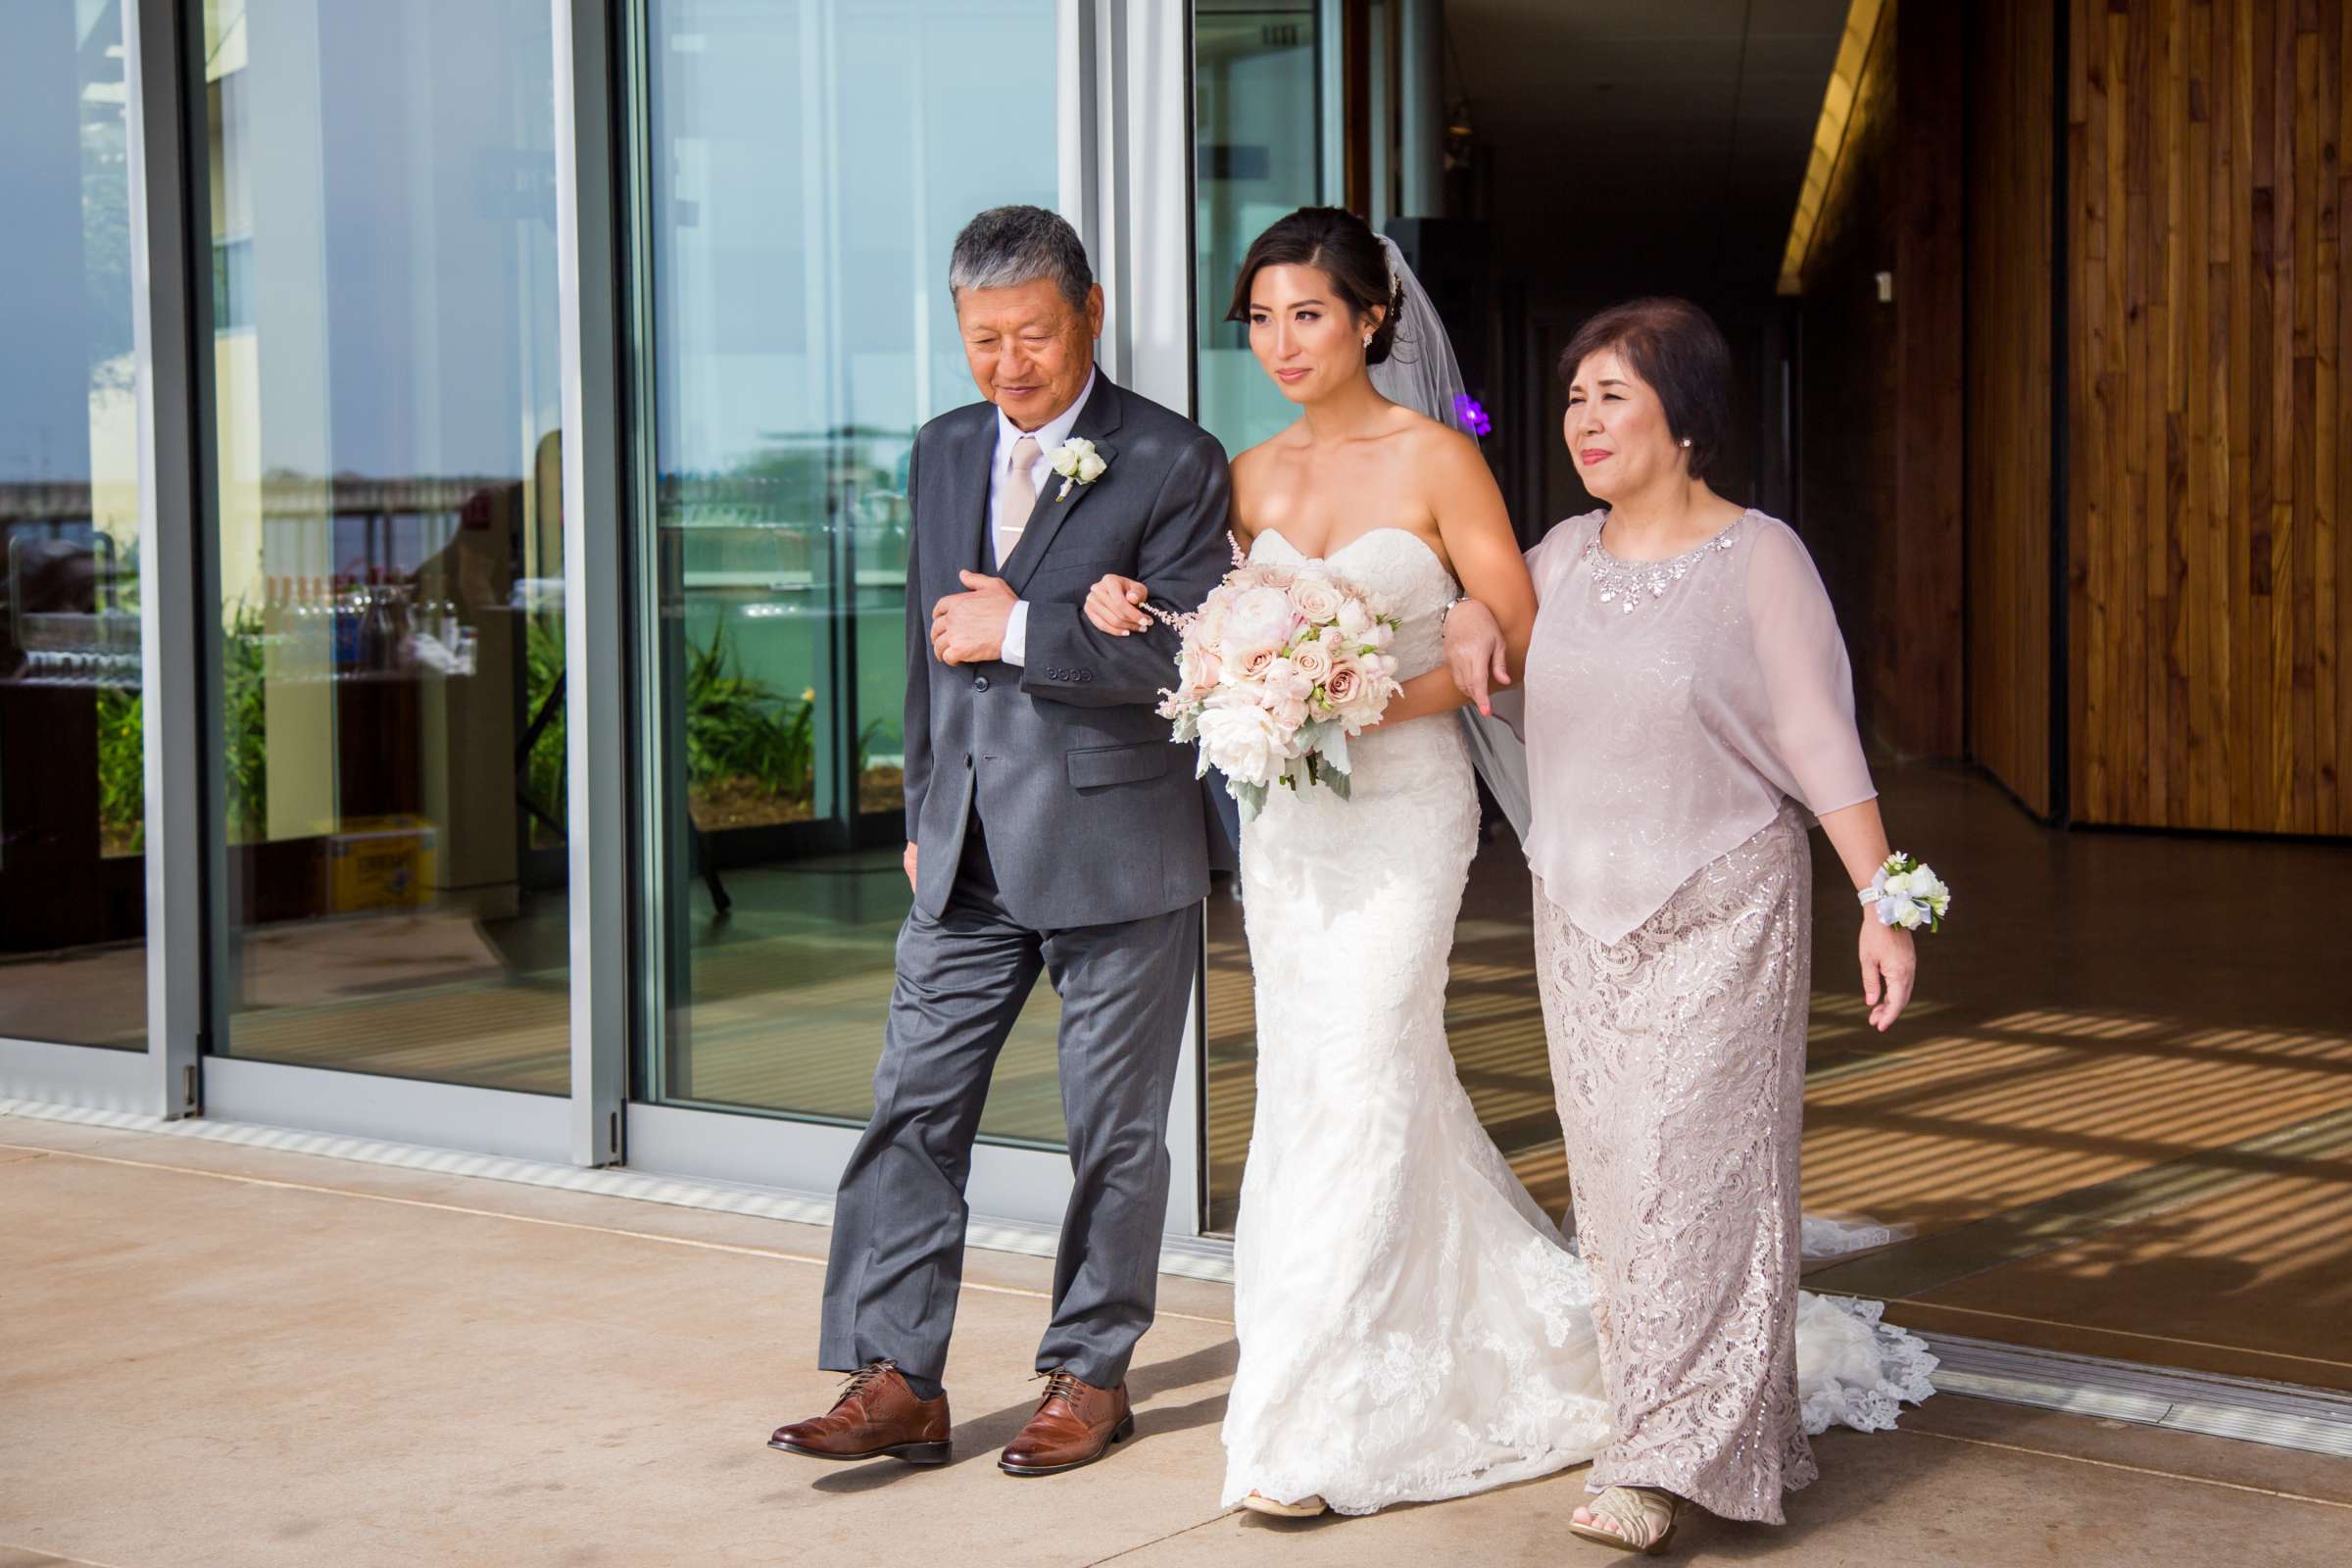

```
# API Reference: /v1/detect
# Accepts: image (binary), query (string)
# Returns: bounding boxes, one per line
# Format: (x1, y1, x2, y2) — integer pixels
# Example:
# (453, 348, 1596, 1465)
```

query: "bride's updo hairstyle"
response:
(1559, 297, 1734, 483)
(1227, 206, 1406, 366)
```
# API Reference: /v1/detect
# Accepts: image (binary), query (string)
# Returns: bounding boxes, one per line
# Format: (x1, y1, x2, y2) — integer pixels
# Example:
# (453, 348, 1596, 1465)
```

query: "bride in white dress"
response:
(1084, 207, 1934, 1524)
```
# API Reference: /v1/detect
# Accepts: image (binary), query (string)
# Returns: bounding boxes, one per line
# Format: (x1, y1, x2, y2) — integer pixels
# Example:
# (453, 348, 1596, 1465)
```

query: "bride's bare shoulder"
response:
(1231, 427, 1306, 490)
(1378, 407, 1486, 497)
(1231, 427, 1315, 541)
(1387, 403, 1479, 461)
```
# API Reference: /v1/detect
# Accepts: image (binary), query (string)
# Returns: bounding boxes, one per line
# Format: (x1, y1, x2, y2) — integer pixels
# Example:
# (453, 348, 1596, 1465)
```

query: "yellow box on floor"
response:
(327, 815, 437, 911)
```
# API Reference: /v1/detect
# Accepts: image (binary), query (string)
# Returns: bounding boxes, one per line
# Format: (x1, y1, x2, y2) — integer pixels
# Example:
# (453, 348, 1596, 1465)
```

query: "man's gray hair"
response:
(949, 205, 1094, 308)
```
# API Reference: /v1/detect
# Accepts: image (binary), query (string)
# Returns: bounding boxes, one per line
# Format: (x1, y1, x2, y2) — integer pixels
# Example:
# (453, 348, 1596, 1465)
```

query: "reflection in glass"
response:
(632, 0, 1063, 1143)
(199, 0, 569, 1091)
(0, 0, 149, 1049)
(1194, 0, 1321, 457)
(1194, 0, 1327, 1229)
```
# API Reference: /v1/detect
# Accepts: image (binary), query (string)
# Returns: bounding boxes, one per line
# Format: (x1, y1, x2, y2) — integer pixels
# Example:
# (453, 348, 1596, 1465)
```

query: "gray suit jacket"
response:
(903, 375, 1233, 929)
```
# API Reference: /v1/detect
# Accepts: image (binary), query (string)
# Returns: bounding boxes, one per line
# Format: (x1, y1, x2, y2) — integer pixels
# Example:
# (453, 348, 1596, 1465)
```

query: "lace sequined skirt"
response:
(1530, 802, 1819, 1523)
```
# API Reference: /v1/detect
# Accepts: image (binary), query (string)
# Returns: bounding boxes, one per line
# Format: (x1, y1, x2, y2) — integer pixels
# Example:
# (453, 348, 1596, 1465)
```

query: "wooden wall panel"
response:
(1798, 0, 1966, 759)
(1964, 0, 2057, 815)
(2068, 0, 2350, 832)
(1798, 7, 1901, 739)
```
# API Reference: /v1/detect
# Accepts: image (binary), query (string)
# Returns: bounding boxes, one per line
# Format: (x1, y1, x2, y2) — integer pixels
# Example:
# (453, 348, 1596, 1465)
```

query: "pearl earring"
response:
(1679, 438, 1692, 448)
(1362, 331, 1374, 348)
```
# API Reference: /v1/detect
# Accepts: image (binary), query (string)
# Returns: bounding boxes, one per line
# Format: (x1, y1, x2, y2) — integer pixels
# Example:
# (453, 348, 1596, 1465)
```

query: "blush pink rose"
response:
(1287, 574, 1344, 622)
(1288, 639, 1333, 684)
(1321, 659, 1363, 708)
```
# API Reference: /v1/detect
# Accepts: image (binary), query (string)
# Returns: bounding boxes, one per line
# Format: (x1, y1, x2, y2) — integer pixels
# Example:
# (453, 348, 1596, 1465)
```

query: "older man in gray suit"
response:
(770, 207, 1231, 1479)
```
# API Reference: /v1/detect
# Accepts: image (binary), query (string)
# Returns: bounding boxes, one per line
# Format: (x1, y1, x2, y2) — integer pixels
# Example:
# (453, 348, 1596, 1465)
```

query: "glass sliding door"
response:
(0, 0, 149, 1051)
(196, 0, 570, 1094)
(627, 0, 1065, 1150)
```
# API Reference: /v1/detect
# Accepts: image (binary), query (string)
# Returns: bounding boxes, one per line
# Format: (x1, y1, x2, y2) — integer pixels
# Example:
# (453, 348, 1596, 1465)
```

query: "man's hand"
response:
(931, 570, 1016, 665)
(1442, 598, 1510, 716)
(903, 841, 918, 891)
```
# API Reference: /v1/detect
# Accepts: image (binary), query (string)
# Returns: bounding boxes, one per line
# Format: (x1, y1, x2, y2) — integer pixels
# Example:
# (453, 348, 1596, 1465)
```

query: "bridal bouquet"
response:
(1151, 541, 1405, 818)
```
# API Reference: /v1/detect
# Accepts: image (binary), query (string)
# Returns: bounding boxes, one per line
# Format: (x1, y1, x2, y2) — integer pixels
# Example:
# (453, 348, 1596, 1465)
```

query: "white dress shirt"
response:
(992, 368, 1096, 666)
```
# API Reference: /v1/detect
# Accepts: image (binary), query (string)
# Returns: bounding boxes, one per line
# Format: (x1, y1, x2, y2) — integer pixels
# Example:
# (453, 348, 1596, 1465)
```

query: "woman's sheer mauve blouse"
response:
(1519, 509, 1876, 944)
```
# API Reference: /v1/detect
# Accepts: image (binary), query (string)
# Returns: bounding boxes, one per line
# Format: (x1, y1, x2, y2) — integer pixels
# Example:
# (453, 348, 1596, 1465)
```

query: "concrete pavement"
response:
(3, 1108, 2346, 1567)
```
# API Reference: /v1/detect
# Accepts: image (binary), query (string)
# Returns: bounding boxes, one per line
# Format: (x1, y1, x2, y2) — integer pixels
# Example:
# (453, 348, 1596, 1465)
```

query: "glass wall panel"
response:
(630, 0, 1065, 1144)
(0, 0, 149, 1049)
(1194, 0, 1320, 458)
(1193, 0, 1326, 1226)
(198, 0, 569, 1091)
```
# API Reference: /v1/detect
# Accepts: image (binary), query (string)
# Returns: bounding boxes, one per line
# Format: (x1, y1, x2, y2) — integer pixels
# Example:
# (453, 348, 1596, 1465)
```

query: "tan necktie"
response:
(995, 434, 1041, 567)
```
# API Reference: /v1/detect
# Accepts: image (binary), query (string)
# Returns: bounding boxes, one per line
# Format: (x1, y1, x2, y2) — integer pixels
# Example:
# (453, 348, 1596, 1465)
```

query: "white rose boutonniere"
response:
(1048, 437, 1108, 501)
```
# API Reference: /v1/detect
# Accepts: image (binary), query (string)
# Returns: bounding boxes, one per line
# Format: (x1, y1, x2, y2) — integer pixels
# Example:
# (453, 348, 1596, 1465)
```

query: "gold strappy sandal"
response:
(1567, 1485, 1679, 1554)
(1240, 1491, 1329, 1518)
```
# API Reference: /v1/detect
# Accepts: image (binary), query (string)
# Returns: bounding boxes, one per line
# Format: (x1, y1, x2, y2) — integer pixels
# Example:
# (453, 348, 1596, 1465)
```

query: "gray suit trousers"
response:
(817, 817, 1197, 1390)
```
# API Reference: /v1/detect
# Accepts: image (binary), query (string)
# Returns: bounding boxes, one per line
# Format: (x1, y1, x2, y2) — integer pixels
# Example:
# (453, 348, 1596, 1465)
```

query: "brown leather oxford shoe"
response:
(997, 1369, 1134, 1476)
(768, 1361, 952, 1465)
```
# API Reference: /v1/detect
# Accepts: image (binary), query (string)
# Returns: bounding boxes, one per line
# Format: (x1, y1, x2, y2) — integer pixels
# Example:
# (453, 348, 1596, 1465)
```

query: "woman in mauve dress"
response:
(1444, 297, 1923, 1554)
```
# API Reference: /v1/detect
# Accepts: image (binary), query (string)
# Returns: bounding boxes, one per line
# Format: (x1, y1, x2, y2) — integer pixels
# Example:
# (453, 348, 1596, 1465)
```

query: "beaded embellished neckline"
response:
(1583, 515, 1745, 613)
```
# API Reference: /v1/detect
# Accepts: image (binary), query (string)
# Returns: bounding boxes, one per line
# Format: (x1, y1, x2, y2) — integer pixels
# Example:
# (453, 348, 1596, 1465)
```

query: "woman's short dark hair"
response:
(1226, 206, 1405, 365)
(1558, 298, 1733, 482)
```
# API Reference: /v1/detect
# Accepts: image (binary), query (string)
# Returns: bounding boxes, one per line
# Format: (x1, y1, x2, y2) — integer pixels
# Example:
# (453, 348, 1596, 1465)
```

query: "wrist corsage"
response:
(1858, 853, 1951, 933)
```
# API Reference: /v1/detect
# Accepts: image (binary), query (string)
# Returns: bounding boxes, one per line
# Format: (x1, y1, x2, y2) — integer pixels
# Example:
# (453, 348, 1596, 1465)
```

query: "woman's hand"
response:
(1083, 573, 1152, 636)
(1442, 598, 1511, 715)
(1858, 913, 1916, 1031)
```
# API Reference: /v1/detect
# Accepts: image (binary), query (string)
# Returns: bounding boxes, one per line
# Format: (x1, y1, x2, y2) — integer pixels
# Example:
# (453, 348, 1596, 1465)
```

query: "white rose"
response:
(1289, 640, 1333, 683)
(1895, 905, 1927, 932)
(1196, 702, 1286, 787)
(1336, 598, 1372, 638)
(1075, 453, 1107, 483)
(1263, 659, 1315, 705)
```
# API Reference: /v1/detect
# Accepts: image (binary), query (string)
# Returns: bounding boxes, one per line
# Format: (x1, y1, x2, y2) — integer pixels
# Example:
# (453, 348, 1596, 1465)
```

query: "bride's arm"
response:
(1374, 432, 1536, 728)
(1446, 514, 1587, 715)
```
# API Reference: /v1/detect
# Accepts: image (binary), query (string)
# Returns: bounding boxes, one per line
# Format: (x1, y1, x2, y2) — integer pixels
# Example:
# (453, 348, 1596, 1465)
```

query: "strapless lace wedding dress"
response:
(1218, 528, 1935, 1516)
